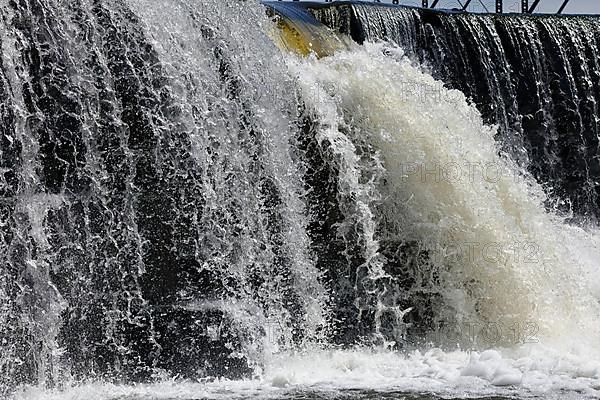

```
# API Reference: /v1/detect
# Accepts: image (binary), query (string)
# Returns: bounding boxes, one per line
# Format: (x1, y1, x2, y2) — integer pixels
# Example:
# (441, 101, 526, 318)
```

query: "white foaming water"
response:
(292, 42, 600, 346)
(13, 347, 600, 399)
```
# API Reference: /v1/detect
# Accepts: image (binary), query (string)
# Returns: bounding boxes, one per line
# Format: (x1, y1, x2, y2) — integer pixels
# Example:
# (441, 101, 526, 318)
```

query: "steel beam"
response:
(557, 0, 570, 14)
(528, 0, 541, 13)
(431, 0, 440, 8)
(522, 0, 528, 13)
(422, 0, 429, 8)
(462, 0, 472, 10)
(496, 0, 503, 13)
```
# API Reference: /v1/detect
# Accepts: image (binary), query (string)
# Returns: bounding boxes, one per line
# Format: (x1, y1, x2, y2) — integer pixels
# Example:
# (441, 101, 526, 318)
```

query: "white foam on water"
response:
(263, 346, 600, 398)
(12, 346, 600, 399)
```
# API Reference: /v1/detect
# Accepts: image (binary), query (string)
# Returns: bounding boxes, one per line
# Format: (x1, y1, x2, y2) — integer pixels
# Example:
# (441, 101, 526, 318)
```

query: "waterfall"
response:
(1, 0, 600, 398)
(291, 40, 600, 350)
(0, 0, 328, 391)
(313, 4, 600, 222)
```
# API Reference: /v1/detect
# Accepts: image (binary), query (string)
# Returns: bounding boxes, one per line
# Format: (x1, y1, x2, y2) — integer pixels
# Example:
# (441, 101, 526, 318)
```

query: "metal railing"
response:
(420, 0, 572, 13)
(276, 0, 575, 14)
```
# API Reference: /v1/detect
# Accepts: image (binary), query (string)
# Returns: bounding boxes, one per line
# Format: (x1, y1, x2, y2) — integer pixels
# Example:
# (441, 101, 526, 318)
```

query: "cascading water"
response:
(0, 0, 328, 392)
(1, 1, 600, 399)
(293, 39, 600, 347)
(313, 4, 600, 222)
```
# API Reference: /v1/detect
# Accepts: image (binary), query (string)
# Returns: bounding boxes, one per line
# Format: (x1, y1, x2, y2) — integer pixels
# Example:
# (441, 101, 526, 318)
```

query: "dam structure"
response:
(0, 1, 599, 399)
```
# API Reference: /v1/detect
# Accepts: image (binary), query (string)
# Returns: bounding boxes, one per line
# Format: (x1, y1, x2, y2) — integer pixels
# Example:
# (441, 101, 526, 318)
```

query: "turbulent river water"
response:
(1, 1, 600, 399)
